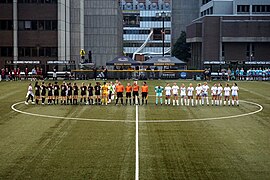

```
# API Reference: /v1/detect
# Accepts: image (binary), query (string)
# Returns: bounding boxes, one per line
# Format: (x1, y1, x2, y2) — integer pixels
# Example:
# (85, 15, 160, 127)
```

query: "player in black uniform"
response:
(73, 83, 79, 105)
(87, 83, 94, 105)
(47, 83, 53, 105)
(41, 82, 47, 105)
(67, 82, 73, 105)
(61, 82, 67, 105)
(94, 82, 101, 105)
(53, 82, 60, 104)
(80, 83, 87, 104)
(34, 81, 41, 104)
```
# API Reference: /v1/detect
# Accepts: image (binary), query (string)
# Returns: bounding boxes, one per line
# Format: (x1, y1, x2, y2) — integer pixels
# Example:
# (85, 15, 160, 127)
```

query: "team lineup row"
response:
(25, 81, 240, 106)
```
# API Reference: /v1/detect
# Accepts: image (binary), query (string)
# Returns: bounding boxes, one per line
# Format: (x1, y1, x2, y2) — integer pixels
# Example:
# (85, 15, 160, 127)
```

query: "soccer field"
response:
(0, 80, 269, 179)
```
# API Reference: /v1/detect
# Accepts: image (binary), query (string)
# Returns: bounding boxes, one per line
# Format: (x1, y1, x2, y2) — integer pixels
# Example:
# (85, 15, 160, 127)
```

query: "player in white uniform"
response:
(195, 83, 202, 105)
(171, 82, 179, 106)
(223, 83, 231, 106)
(231, 83, 239, 106)
(164, 83, 172, 105)
(201, 82, 210, 105)
(187, 83, 194, 106)
(211, 83, 218, 106)
(180, 84, 187, 106)
(25, 83, 35, 105)
(217, 83, 223, 106)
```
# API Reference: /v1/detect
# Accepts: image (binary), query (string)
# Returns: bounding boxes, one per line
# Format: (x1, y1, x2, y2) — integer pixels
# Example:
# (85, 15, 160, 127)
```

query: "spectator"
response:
(53, 66, 57, 80)
(103, 66, 108, 80)
(5, 68, 9, 81)
(25, 66, 29, 80)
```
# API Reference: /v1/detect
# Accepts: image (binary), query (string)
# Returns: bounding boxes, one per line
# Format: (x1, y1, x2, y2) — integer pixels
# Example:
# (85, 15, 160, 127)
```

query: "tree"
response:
(172, 31, 191, 62)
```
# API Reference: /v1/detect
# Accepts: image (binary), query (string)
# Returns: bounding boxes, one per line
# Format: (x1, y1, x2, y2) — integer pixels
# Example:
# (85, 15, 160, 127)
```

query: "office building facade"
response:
(119, 0, 171, 60)
(187, 0, 270, 69)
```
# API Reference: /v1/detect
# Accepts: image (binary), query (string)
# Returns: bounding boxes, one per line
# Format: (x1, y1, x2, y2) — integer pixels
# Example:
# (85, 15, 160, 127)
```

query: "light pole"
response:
(156, 12, 171, 57)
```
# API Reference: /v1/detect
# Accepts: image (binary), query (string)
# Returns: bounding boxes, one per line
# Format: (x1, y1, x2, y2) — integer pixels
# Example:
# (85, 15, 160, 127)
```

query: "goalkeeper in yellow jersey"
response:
(101, 82, 109, 105)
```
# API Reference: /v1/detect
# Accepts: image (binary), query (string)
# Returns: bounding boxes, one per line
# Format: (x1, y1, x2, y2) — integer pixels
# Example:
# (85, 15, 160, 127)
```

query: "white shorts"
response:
(232, 93, 238, 96)
(165, 93, 171, 96)
(202, 92, 208, 97)
(218, 93, 222, 97)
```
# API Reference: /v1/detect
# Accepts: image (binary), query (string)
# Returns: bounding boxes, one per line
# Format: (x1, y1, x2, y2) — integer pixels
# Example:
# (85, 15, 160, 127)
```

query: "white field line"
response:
(11, 100, 263, 123)
(135, 97, 139, 180)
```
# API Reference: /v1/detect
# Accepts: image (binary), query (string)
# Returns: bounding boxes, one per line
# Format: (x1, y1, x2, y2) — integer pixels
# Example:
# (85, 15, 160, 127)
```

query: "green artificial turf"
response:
(0, 80, 269, 179)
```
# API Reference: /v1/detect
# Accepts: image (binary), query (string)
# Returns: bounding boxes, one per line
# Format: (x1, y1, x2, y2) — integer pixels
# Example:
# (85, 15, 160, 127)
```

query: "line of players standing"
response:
(25, 80, 149, 106)
(154, 82, 239, 106)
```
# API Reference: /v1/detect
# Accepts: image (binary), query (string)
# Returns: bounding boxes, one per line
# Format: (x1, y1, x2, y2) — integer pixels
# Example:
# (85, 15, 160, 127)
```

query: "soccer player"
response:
(80, 82, 87, 105)
(195, 83, 202, 105)
(211, 83, 218, 106)
(25, 83, 35, 105)
(180, 84, 187, 106)
(94, 82, 101, 105)
(231, 83, 239, 106)
(47, 83, 53, 105)
(34, 81, 41, 104)
(60, 82, 67, 105)
(132, 82, 140, 105)
(171, 82, 179, 106)
(101, 82, 109, 105)
(125, 82, 132, 105)
(187, 83, 194, 106)
(141, 82, 149, 105)
(164, 83, 172, 105)
(155, 85, 164, 105)
(201, 82, 210, 106)
(115, 81, 124, 105)
(109, 82, 116, 103)
(67, 82, 73, 105)
(224, 83, 231, 106)
(87, 83, 94, 105)
(41, 82, 47, 105)
(73, 83, 79, 105)
(53, 82, 60, 105)
(217, 83, 223, 106)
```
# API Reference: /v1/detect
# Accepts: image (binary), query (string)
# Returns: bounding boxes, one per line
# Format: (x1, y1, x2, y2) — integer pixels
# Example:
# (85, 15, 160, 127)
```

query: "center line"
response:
(135, 97, 139, 180)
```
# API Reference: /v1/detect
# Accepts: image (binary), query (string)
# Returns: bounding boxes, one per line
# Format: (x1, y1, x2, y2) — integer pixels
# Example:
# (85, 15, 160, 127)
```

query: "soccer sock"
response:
(206, 97, 209, 105)
(224, 100, 226, 105)
(84, 98, 86, 103)
(126, 99, 128, 105)
(196, 100, 198, 105)
(115, 98, 118, 104)
(191, 99, 194, 106)
(176, 100, 179, 106)
(57, 99, 59, 104)
(211, 100, 214, 105)
(173, 100, 175, 106)
(181, 98, 183, 106)
(80, 98, 82, 103)
(237, 100, 239, 105)
(160, 98, 163, 104)
(129, 99, 131, 105)
(142, 98, 144, 105)
(70, 99, 73, 104)
(202, 98, 204, 105)
(42, 98, 45, 104)
(168, 99, 170, 105)
(138, 98, 140, 105)
(105, 98, 107, 105)
(156, 97, 158, 104)
(165, 99, 167, 105)
(199, 100, 202, 105)
(187, 99, 190, 106)
(184, 99, 187, 105)
(133, 98, 135, 105)
(98, 98, 101, 104)
(228, 100, 230, 105)
(146, 100, 148, 105)
(220, 100, 222, 105)
(121, 98, 123, 105)
(232, 100, 235, 105)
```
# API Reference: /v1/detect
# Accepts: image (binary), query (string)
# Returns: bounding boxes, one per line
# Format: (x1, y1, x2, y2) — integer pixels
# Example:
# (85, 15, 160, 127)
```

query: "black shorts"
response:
(95, 92, 100, 96)
(117, 92, 123, 98)
(133, 91, 139, 97)
(88, 92, 93, 97)
(41, 92, 46, 96)
(142, 92, 148, 98)
(48, 92, 53, 96)
(81, 91, 86, 96)
(126, 92, 131, 98)
(74, 91, 78, 96)
(54, 91, 59, 96)
(61, 91, 66, 96)
(35, 92, 40, 96)
(68, 91, 72, 96)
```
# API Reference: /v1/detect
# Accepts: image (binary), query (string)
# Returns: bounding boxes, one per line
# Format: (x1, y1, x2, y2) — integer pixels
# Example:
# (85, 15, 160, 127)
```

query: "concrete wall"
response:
(84, 0, 123, 67)
(171, 0, 199, 45)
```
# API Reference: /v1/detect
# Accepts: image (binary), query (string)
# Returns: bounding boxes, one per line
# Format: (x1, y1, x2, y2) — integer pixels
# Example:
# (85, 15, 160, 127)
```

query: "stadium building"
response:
(0, 0, 123, 70)
(187, 0, 270, 69)
(119, 0, 172, 61)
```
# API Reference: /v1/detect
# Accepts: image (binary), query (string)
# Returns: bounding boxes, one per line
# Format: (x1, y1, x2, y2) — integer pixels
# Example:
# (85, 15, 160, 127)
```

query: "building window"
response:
(252, 5, 270, 13)
(237, 5, 250, 13)
(0, 0, 12, 3)
(18, 0, 57, 3)
(123, 13, 140, 27)
(246, 43, 255, 59)
(202, 0, 211, 5)
(0, 47, 13, 57)
(19, 47, 57, 57)
(0, 20, 13, 30)
(18, 20, 57, 31)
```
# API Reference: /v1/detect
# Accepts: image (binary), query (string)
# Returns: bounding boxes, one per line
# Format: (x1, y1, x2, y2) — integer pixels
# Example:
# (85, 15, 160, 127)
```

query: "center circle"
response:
(11, 100, 263, 123)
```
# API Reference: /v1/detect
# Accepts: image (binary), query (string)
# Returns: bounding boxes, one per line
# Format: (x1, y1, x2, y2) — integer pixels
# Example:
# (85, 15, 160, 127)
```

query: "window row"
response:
(123, 43, 171, 48)
(201, 7, 213, 17)
(140, 17, 171, 22)
(18, 20, 57, 31)
(202, 0, 211, 5)
(237, 5, 270, 13)
(0, 0, 12, 3)
(0, 20, 13, 30)
(18, 0, 57, 3)
(0, 47, 13, 57)
(18, 47, 57, 57)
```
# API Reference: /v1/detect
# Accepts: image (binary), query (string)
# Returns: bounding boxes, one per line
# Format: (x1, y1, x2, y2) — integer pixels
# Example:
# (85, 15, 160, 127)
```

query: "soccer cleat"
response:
(25, 101, 29, 105)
